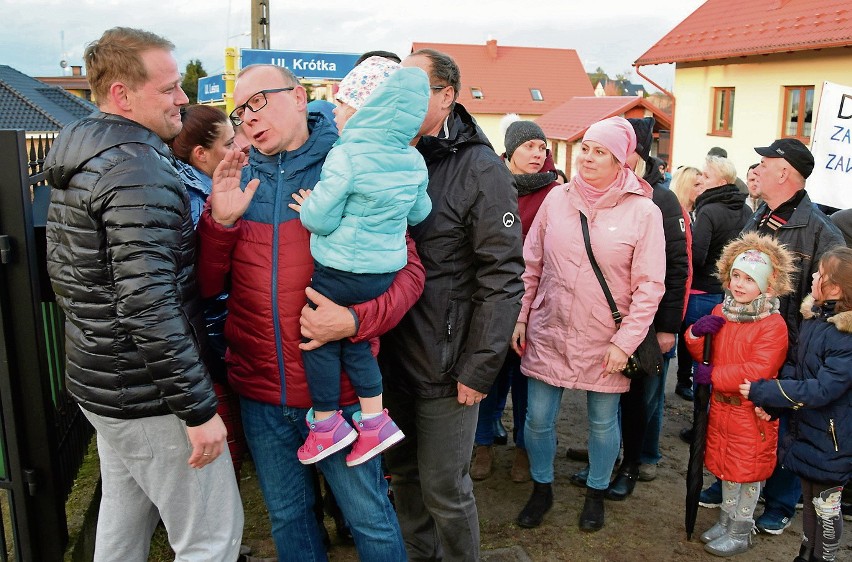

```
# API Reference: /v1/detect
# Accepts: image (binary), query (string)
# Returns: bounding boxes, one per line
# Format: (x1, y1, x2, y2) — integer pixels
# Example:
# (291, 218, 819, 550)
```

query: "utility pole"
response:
(251, 0, 270, 49)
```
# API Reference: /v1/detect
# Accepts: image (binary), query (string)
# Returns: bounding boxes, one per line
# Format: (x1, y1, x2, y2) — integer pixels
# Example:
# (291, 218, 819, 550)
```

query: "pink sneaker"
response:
(345, 409, 405, 467)
(298, 409, 357, 465)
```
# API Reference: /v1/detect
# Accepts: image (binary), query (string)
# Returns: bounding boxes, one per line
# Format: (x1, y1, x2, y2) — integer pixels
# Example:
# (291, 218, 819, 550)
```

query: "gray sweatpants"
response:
(83, 410, 243, 562)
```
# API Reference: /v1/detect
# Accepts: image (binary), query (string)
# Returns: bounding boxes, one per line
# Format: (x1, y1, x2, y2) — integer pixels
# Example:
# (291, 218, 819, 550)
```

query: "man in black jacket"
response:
(744, 138, 844, 535)
(380, 49, 525, 561)
(45, 28, 242, 560)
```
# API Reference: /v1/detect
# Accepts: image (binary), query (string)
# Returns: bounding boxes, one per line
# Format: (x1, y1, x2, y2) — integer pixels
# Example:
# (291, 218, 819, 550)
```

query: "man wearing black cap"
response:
(738, 138, 843, 535)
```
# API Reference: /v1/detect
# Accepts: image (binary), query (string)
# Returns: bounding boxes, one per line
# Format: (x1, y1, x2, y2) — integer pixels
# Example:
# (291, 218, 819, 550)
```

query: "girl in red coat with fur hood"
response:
(686, 232, 795, 557)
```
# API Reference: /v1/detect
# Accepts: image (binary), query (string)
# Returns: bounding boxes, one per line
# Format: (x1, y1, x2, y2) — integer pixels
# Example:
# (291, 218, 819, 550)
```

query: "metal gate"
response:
(0, 130, 93, 561)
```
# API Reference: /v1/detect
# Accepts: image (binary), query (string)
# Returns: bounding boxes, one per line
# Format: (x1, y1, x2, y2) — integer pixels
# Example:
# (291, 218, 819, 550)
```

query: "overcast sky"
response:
(2, 0, 706, 91)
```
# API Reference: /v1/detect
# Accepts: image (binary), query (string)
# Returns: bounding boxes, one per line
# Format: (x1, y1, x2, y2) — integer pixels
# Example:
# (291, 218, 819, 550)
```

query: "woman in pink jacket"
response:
(513, 117, 666, 532)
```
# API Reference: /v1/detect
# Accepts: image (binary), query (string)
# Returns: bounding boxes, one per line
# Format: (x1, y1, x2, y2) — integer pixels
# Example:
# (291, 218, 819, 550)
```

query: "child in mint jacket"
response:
(290, 56, 431, 467)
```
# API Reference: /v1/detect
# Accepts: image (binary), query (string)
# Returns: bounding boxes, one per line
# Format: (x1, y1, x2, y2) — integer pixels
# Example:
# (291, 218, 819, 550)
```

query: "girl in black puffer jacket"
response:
(744, 246, 852, 562)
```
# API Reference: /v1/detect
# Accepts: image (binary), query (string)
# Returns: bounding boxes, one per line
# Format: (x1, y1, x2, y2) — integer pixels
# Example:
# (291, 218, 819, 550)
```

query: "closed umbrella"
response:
(685, 335, 713, 540)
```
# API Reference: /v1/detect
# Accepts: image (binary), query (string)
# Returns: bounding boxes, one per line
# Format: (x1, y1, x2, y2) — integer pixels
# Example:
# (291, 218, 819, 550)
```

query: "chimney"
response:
(71, 65, 82, 76)
(486, 39, 497, 60)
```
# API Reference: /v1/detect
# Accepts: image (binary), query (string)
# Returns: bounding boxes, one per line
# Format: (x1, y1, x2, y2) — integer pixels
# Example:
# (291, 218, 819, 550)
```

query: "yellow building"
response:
(634, 0, 852, 176)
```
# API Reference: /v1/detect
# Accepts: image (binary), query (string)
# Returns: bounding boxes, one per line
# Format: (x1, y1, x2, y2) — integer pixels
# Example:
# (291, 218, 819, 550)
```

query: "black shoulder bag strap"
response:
(579, 211, 623, 326)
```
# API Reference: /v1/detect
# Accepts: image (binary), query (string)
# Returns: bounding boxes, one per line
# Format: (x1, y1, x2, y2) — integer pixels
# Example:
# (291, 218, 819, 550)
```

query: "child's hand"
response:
(690, 315, 726, 337)
(288, 188, 312, 213)
(694, 363, 712, 385)
(754, 407, 771, 422)
(739, 379, 751, 399)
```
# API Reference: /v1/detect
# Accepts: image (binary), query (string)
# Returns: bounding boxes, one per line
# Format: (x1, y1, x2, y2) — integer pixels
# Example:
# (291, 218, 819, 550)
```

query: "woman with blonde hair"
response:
(671, 166, 702, 216)
(675, 156, 749, 402)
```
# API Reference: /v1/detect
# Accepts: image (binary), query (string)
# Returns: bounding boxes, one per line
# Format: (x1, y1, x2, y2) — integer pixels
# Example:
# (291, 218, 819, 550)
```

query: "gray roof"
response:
(0, 65, 96, 131)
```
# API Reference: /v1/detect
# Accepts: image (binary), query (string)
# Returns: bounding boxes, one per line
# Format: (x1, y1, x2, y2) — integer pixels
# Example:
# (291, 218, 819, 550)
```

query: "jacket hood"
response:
(695, 183, 746, 211)
(715, 231, 796, 297)
(45, 112, 171, 191)
(642, 156, 665, 187)
(246, 109, 338, 177)
(339, 66, 429, 149)
(415, 103, 494, 164)
(800, 294, 852, 332)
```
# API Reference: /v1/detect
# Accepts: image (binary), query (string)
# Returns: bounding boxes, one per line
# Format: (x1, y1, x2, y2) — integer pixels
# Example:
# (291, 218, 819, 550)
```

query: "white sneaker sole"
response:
(346, 430, 405, 467)
(298, 428, 358, 465)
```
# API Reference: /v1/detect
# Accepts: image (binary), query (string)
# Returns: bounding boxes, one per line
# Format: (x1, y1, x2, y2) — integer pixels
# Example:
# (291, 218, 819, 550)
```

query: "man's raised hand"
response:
(210, 149, 259, 227)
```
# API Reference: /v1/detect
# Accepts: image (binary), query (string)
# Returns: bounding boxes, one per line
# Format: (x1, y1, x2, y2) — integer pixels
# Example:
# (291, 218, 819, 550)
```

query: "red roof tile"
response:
(536, 96, 673, 142)
(635, 0, 852, 65)
(411, 40, 594, 115)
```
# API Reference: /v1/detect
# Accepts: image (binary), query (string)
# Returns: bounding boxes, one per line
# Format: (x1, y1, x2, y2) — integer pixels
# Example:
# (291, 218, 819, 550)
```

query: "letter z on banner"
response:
(808, 81, 852, 209)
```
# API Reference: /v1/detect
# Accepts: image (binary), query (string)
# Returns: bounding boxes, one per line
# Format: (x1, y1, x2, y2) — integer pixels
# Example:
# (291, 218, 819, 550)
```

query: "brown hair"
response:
(169, 105, 229, 164)
(818, 246, 852, 312)
(85, 27, 174, 103)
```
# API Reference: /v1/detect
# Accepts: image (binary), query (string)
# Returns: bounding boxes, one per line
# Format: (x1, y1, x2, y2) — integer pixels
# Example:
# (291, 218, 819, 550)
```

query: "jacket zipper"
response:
(829, 419, 839, 452)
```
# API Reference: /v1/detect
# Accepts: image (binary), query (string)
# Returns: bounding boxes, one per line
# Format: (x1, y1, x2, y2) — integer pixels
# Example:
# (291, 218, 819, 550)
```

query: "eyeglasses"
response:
(229, 87, 295, 126)
(430, 85, 449, 92)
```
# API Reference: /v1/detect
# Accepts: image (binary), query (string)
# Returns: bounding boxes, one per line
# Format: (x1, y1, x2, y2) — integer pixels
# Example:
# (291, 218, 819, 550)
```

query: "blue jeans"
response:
(240, 397, 405, 562)
(525, 378, 620, 490)
(641, 351, 674, 466)
(676, 293, 723, 388)
(303, 262, 395, 410)
(474, 352, 527, 449)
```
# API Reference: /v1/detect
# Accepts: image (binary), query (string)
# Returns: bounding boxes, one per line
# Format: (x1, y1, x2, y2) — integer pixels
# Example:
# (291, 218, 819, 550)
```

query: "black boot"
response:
(517, 481, 553, 528)
(569, 464, 589, 488)
(606, 463, 639, 501)
(579, 487, 606, 532)
(494, 418, 508, 445)
(792, 541, 813, 562)
(566, 447, 589, 461)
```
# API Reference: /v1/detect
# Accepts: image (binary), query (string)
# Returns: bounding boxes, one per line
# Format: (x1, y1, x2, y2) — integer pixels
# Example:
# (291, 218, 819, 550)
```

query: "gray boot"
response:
(700, 510, 731, 544)
(704, 519, 753, 557)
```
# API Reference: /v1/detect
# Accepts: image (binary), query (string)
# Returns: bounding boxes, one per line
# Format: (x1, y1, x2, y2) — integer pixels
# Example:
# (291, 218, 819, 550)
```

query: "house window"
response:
(470, 87, 483, 100)
(783, 86, 814, 141)
(711, 87, 735, 136)
(530, 88, 543, 101)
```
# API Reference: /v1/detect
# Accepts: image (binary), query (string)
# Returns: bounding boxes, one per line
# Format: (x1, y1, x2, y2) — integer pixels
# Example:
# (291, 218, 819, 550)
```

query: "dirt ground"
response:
(168, 362, 852, 561)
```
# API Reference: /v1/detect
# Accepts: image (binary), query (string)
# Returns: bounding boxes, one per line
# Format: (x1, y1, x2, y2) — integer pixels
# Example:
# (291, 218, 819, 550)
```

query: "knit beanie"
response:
(336, 56, 400, 110)
(732, 249, 774, 293)
(627, 117, 655, 162)
(582, 116, 637, 165)
(505, 120, 547, 160)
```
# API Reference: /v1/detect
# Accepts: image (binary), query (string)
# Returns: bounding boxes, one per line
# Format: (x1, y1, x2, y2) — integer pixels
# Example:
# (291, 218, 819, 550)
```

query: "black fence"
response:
(0, 130, 93, 561)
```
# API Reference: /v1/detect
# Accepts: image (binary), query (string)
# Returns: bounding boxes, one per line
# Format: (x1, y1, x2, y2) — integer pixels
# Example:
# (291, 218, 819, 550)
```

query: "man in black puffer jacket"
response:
(45, 28, 242, 560)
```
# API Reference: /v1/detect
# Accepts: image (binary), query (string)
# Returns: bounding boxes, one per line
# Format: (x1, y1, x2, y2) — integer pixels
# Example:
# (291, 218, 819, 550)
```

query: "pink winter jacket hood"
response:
(518, 169, 666, 393)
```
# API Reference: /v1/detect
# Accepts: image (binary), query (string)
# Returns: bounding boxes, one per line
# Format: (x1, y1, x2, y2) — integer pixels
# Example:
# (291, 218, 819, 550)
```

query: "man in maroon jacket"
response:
(197, 63, 425, 561)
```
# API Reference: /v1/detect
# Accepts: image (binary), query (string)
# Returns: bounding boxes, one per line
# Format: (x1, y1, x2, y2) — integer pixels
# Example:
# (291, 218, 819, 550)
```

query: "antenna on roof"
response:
(60, 30, 70, 75)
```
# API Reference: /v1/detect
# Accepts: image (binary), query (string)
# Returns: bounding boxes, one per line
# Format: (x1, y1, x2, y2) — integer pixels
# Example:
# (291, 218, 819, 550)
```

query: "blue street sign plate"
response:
(240, 49, 360, 80)
(197, 74, 226, 103)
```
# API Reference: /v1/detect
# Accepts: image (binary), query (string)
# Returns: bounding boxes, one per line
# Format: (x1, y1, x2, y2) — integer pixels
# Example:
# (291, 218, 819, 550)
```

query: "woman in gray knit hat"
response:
(470, 115, 559, 484)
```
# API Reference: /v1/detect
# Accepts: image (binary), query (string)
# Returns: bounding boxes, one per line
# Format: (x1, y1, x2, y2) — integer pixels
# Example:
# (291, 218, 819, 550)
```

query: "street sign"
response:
(240, 49, 360, 80)
(197, 74, 226, 103)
